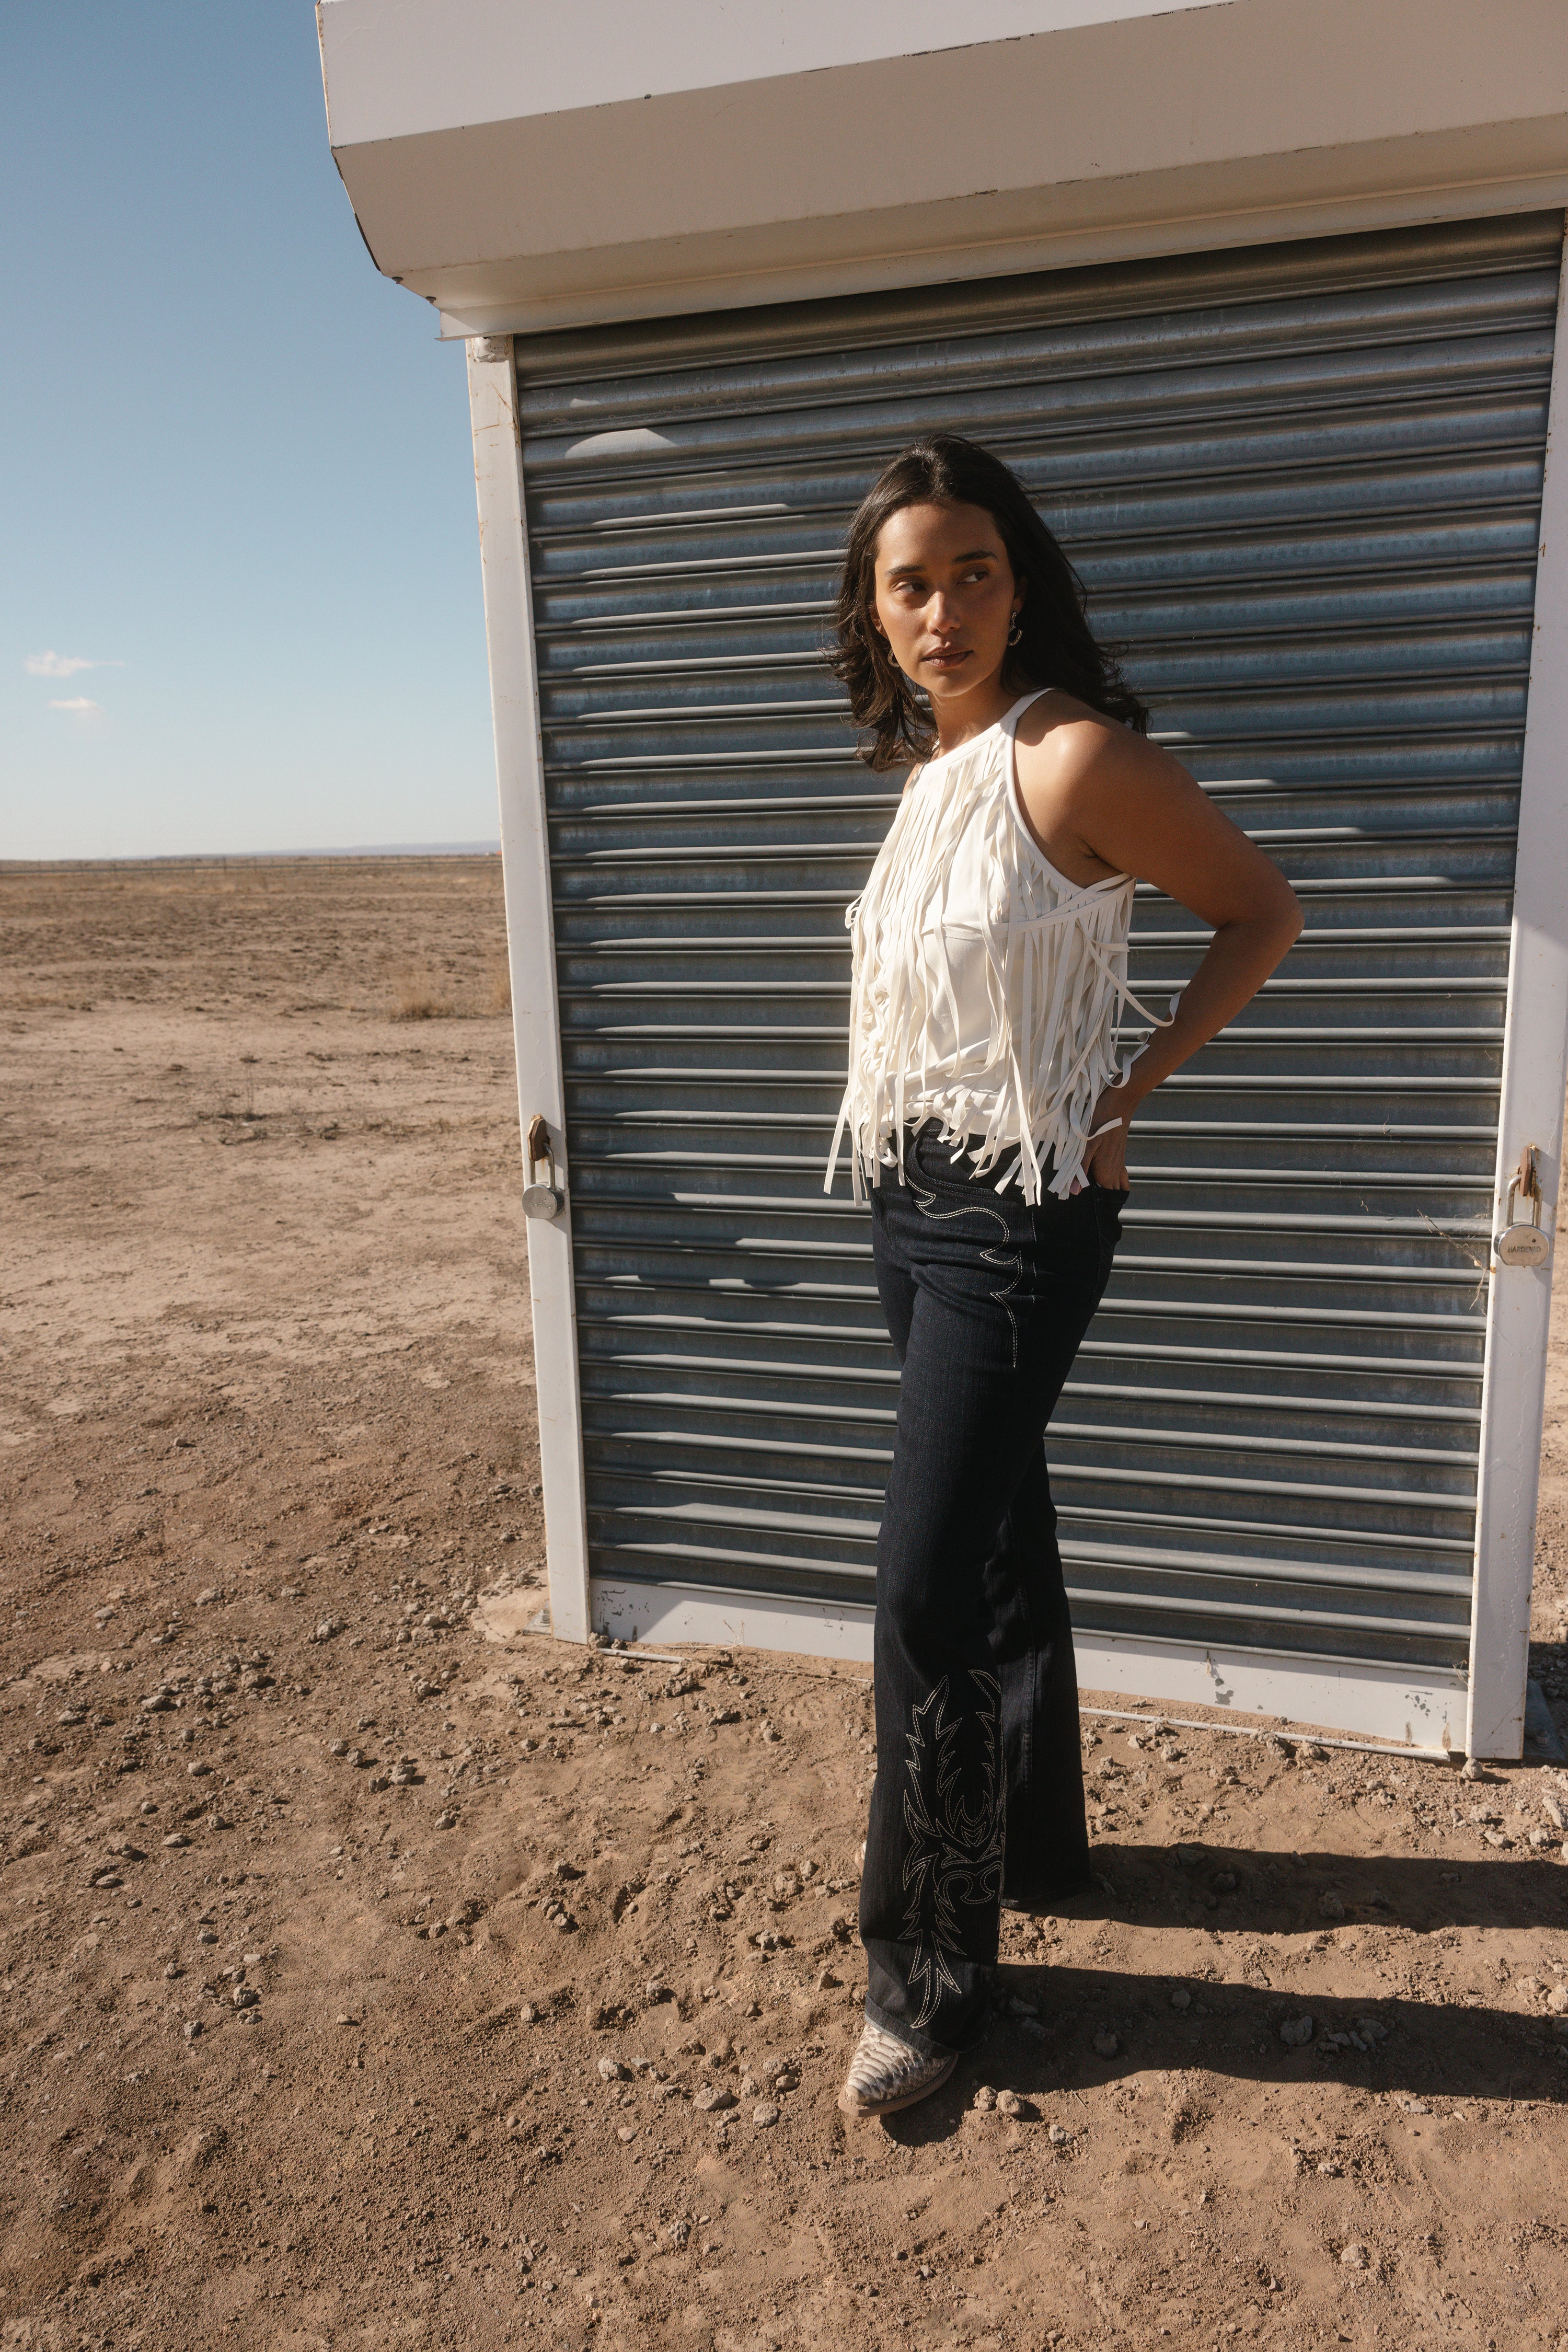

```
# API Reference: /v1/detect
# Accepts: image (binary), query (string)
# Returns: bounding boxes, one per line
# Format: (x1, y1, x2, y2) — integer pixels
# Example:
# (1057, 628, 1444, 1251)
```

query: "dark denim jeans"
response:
(861, 1118, 1124, 2057)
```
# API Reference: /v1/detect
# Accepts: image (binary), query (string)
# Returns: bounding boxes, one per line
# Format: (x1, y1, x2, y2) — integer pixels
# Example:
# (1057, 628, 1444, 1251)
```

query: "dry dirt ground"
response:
(5, 857, 1568, 2352)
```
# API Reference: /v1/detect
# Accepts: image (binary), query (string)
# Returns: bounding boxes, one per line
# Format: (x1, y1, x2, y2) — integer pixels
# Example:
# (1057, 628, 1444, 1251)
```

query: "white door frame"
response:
(1467, 227, 1568, 1759)
(467, 333, 592, 1644)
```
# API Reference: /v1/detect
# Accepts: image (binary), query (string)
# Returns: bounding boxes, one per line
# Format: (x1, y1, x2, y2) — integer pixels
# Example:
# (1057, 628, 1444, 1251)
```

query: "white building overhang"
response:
(317, 0, 1568, 338)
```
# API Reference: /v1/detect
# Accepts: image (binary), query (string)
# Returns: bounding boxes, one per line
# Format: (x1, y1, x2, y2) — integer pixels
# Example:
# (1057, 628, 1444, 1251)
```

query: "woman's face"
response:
(870, 499, 1022, 717)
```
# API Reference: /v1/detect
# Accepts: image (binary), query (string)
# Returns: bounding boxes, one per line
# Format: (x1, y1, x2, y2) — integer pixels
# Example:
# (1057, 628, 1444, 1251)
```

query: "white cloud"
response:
(25, 650, 123, 678)
(48, 696, 100, 713)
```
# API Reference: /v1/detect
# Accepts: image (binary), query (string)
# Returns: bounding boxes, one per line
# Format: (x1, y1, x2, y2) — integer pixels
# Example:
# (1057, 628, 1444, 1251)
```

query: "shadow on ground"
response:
(882, 1967, 1566, 2144)
(1071, 1841, 1568, 1933)
(872, 1847, 1568, 2142)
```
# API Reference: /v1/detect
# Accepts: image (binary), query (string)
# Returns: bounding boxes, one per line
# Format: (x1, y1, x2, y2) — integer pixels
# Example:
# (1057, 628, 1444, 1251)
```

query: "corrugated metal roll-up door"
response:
(514, 212, 1561, 1710)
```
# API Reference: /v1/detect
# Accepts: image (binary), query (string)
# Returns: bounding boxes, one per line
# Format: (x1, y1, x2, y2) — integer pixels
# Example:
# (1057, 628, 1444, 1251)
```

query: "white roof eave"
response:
(317, 0, 1568, 338)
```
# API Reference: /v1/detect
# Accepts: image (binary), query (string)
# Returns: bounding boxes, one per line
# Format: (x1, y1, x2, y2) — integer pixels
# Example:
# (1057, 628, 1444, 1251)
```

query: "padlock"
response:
(1493, 1144, 1550, 1269)
(523, 1111, 564, 1221)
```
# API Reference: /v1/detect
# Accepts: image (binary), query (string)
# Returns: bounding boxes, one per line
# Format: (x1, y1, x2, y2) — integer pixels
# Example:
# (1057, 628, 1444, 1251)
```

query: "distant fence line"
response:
(0, 848, 503, 876)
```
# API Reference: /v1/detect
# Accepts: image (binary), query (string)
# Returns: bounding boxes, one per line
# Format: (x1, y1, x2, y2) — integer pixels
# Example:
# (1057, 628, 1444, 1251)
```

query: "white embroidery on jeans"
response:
(908, 1177, 1022, 1368)
(900, 1670, 1006, 2033)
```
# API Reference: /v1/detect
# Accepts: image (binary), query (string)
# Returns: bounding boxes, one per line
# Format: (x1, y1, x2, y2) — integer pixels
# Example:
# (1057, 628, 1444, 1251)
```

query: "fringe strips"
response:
(825, 700, 1172, 1208)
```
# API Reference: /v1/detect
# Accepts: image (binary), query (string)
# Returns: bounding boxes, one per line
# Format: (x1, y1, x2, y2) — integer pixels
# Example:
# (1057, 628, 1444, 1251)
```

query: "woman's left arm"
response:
(1040, 721, 1303, 1190)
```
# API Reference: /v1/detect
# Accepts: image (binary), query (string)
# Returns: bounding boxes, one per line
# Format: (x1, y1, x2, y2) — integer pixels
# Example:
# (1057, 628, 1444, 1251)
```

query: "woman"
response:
(824, 434, 1301, 2120)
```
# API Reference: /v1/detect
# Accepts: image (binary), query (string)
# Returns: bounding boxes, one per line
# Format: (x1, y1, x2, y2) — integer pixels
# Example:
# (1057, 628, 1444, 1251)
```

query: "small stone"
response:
(644, 1978, 671, 2004)
(434, 1811, 456, 1830)
(598, 2057, 631, 2082)
(1092, 2031, 1118, 2059)
(207, 1814, 233, 1832)
(617, 2126, 637, 2144)
(183, 2021, 202, 2040)
(1548, 1985, 1568, 2016)
(186, 1761, 211, 1778)
(328, 1740, 350, 1758)
(1210, 1870, 1237, 1894)
(754, 1930, 780, 1952)
(163, 1833, 191, 1851)
(974, 2085, 998, 2112)
(1170, 1988, 1192, 2011)
(1318, 1892, 1345, 1920)
(164, 1961, 183, 1979)
(760, 1725, 781, 1744)
(91, 1871, 123, 1890)
(233, 1985, 259, 2010)
(1459, 1758, 1483, 1782)
(1543, 1794, 1567, 1831)
(1340, 2243, 1370, 2272)
(1279, 2014, 1314, 2048)
(772, 2070, 799, 2094)
(695, 2086, 736, 2113)
(314, 1618, 344, 1643)
(996, 2089, 1022, 2117)
(1047, 2124, 1070, 2146)
(752, 2102, 780, 2128)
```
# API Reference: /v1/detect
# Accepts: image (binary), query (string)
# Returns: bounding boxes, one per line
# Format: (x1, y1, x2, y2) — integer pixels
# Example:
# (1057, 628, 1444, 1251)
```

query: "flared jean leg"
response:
(984, 1446, 1093, 1910)
(860, 1126, 1118, 2057)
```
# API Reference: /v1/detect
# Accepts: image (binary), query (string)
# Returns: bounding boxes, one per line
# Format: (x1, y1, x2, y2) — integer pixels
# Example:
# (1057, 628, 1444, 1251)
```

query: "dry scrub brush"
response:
(387, 966, 455, 1021)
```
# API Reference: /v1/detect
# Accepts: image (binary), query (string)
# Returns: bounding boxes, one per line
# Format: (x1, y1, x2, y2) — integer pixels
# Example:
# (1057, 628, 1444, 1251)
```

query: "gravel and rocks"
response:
(9, 858, 1568, 2352)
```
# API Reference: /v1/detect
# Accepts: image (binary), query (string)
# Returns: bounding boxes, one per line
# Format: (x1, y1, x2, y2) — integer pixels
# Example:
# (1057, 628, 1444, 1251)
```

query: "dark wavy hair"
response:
(828, 433, 1147, 771)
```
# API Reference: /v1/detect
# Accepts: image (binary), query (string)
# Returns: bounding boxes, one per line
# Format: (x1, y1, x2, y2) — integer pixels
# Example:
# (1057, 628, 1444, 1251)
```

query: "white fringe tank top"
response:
(825, 690, 1169, 1206)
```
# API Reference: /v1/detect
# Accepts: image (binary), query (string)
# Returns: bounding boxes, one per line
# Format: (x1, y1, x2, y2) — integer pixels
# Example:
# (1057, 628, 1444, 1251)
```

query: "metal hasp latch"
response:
(523, 1112, 564, 1220)
(1494, 1143, 1550, 1269)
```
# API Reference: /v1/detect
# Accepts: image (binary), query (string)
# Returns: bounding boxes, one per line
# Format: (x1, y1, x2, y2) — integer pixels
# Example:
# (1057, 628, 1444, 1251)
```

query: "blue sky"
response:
(2, 7, 497, 859)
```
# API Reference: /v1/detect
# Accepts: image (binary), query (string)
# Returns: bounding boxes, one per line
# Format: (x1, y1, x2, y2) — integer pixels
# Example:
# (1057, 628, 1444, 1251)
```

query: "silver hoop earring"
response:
(1007, 614, 1022, 647)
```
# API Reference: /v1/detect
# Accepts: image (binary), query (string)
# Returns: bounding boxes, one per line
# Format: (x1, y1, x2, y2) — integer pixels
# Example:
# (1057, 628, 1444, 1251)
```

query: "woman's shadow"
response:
(880, 1843, 1568, 2142)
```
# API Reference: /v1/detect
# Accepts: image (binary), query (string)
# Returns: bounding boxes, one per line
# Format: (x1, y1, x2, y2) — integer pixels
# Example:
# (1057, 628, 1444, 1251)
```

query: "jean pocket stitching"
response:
(909, 1179, 1022, 1370)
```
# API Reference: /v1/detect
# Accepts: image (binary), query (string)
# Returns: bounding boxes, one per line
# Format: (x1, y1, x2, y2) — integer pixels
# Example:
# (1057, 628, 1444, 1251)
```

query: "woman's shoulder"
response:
(1013, 685, 1117, 751)
(1014, 691, 1178, 793)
